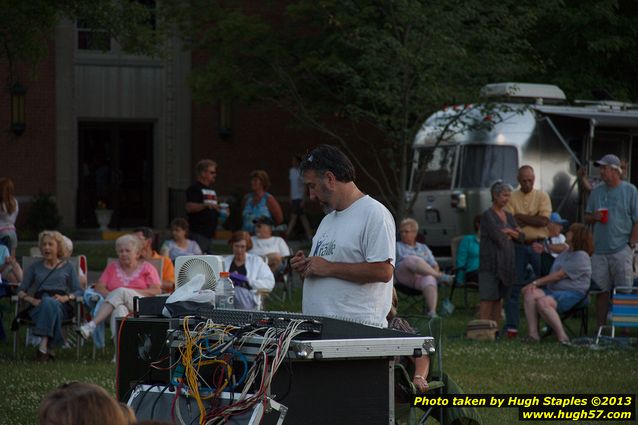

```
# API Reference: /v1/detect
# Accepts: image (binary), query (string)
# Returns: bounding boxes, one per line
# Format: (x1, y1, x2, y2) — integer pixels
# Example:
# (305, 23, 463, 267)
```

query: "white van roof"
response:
(481, 83, 566, 104)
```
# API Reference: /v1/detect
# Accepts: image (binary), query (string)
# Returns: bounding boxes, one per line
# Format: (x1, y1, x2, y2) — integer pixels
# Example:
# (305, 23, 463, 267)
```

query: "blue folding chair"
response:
(595, 288, 638, 343)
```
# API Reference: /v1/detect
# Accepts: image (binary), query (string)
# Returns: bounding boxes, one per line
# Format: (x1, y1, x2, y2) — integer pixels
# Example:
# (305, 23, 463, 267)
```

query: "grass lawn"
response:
(1, 254, 636, 424)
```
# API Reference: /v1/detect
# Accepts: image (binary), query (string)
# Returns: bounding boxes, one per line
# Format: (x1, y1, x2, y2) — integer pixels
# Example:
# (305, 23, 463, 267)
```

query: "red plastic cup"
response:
(598, 208, 609, 224)
(506, 329, 518, 339)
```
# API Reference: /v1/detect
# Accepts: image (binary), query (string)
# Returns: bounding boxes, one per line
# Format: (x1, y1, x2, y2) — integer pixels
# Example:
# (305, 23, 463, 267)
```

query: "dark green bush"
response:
(26, 192, 62, 235)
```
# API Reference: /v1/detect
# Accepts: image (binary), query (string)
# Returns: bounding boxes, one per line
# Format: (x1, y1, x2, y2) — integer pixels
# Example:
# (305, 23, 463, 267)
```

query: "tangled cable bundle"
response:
(166, 316, 307, 425)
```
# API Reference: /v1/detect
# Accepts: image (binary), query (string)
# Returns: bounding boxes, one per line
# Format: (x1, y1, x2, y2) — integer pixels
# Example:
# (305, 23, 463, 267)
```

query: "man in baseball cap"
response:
(249, 216, 290, 275)
(585, 153, 638, 329)
(594, 154, 623, 171)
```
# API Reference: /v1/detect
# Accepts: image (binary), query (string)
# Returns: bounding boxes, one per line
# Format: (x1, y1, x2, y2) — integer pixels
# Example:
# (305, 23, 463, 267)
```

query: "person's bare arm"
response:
(267, 196, 284, 225)
(299, 257, 393, 283)
(521, 268, 567, 295)
(548, 242, 568, 255)
(514, 213, 549, 227)
(186, 202, 219, 213)
(411, 356, 431, 392)
(630, 222, 638, 246)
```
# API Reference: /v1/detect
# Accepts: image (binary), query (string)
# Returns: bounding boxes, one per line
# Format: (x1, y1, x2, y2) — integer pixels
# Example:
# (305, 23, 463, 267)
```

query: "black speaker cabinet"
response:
(267, 358, 393, 425)
(116, 317, 172, 401)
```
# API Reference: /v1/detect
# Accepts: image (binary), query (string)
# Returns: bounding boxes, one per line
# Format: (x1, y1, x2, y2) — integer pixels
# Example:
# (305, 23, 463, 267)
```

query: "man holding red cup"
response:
(585, 154, 638, 329)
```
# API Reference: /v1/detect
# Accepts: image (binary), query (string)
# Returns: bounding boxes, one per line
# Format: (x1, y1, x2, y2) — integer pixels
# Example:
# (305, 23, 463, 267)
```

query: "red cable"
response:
(115, 312, 134, 401)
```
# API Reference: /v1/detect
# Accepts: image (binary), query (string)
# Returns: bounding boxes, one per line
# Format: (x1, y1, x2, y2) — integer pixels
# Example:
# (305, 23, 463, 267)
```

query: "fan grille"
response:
(177, 258, 218, 290)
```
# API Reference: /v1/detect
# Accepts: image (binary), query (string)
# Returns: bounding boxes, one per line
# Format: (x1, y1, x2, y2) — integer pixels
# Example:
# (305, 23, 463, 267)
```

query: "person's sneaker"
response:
(79, 321, 96, 339)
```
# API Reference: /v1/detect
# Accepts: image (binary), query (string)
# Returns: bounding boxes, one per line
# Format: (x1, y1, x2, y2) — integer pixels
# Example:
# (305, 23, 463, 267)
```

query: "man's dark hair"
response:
(134, 227, 154, 240)
(300, 144, 355, 182)
(134, 226, 159, 251)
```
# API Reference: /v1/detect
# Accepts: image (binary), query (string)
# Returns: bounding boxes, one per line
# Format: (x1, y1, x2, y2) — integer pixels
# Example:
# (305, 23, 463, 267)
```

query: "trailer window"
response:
(457, 145, 518, 188)
(416, 146, 456, 190)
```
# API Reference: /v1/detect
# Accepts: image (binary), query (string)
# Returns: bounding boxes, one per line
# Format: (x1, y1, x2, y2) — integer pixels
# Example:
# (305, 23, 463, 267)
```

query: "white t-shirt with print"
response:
(302, 195, 396, 328)
(250, 236, 291, 257)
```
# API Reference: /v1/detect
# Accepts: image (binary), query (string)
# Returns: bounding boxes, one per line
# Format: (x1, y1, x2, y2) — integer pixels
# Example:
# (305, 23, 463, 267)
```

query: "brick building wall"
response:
(0, 42, 57, 227)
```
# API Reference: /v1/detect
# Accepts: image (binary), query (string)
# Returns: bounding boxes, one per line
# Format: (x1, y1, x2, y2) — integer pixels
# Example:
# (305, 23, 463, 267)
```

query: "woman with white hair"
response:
(479, 181, 524, 326)
(16, 231, 83, 361)
(79, 234, 160, 340)
(394, 218, 453, 317)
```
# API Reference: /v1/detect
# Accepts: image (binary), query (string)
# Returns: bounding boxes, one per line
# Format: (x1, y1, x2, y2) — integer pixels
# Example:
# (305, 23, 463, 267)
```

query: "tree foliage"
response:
(0, 0, 161, 79)
(528, 0, 638, 101)
(162, 0, 539, 216)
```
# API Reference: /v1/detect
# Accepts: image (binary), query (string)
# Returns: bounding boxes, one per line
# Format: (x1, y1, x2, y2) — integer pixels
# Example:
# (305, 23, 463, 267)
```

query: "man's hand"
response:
(501, 228, 519, 239)
(531, 242, 544, 254)
(521, 283, 536, 296)
(299, 256, 331, 279)
(289, 250, 308, 274)
(53, 294, 70, 303)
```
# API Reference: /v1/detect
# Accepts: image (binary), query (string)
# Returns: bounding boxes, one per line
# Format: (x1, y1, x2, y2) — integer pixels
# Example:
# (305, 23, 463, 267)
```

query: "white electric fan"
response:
(174, 255, 224, 290)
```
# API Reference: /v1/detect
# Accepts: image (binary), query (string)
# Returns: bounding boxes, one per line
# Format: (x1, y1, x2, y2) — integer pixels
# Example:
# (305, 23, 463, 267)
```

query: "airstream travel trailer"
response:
(408, 83, 638, 250)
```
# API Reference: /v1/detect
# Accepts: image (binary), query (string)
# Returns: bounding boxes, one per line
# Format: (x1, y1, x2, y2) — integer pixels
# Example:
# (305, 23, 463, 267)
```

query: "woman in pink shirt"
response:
(79, 234, 160, 339)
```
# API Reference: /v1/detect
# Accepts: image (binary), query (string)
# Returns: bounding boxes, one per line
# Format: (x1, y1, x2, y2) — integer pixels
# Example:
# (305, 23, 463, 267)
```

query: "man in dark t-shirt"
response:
(186, 159, 220, 253)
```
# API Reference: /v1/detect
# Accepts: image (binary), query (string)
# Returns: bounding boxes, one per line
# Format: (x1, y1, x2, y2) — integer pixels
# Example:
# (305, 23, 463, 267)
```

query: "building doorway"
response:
(77, 122, 154, 228)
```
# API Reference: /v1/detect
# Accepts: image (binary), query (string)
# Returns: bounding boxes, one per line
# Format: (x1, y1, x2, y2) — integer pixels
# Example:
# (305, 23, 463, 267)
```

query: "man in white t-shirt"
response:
(290, 145, 396, 327)
(250, 216, 291, 274)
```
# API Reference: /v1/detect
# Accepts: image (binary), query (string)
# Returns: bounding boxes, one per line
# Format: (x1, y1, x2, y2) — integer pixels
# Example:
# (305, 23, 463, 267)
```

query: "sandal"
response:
(521, 336, 540, 344)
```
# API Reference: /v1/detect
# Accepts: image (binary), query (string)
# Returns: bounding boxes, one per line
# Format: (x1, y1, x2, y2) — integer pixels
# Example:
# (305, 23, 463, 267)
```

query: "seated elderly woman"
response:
(224, 231, 275, 310)
(160, 217, 202, 261)
(394, 218, 453, 317)
(16, 230, 83, 362)
(521, 223, 593, 344)
(79, 234, 161, 340)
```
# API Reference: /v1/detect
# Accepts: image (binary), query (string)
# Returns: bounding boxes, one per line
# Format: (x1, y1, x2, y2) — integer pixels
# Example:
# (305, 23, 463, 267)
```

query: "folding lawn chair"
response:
(595, 287, 638, 344)
(395, 315, 445, 425)
(448, 236, 479, 310)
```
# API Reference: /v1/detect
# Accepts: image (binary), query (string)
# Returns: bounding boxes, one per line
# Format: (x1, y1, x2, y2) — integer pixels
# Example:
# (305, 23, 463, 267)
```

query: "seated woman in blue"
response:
(16, 231, 83, 361)
(394, 218, 453, 317)
(455, 215, 481, 285)
(160, 218, 202, 261)
(522, 223, 593, 344)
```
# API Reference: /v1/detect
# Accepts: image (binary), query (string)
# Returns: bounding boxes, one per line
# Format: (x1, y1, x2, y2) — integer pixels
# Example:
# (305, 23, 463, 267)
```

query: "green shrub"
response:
(26, 193, 62, 236)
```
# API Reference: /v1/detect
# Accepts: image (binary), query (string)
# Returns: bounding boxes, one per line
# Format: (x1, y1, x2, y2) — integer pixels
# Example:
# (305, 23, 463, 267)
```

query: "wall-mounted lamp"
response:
(10, 82, 26, 136)
(218, 101, 232, 139)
